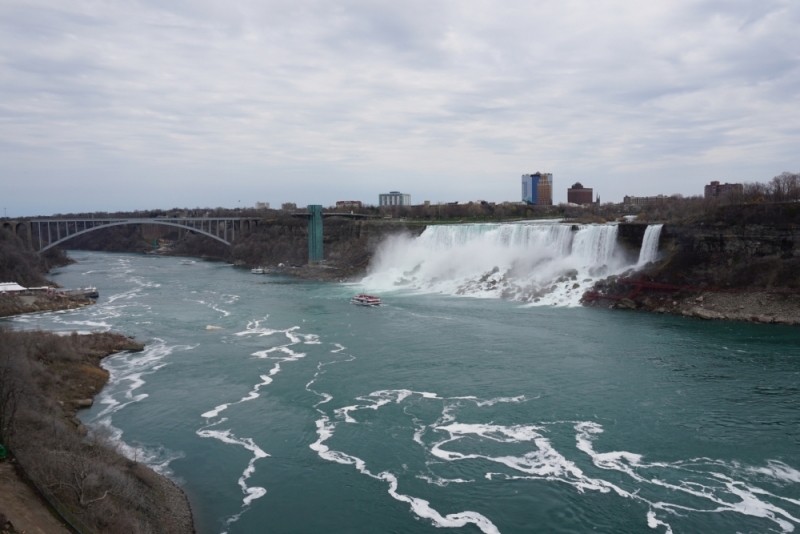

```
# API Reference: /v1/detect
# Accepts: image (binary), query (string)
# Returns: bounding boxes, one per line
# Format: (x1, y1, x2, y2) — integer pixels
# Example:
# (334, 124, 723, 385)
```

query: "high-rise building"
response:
(567, 183, 593, 205)
(704, 181, 743, 199)
(521, 173, 553, 205)
(379, 191, 411, 206)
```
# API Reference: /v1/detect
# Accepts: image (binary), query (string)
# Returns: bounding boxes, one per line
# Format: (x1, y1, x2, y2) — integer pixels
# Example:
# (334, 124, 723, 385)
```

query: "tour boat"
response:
(83, 286, 99, 299)
(350, 294, 381, 306)
(251, 267, 265, 274)
(66, 286, 99, 298)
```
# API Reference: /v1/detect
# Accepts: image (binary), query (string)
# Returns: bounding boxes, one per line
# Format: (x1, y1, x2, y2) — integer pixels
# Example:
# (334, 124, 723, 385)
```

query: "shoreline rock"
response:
(0, 292, 94, 318)
(584, 286, 800, 325)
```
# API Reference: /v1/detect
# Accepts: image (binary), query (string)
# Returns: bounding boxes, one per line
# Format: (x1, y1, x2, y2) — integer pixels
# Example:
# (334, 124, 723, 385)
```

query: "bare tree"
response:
(0, 351, 21, 448)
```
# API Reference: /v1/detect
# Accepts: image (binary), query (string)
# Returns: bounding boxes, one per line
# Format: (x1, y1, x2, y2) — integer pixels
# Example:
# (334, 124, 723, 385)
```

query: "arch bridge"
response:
(7, 217, 258, 253)
(6, 208, 367, 264)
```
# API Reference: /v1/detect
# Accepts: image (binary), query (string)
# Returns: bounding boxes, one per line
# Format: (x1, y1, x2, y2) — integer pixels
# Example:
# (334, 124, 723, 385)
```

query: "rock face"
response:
(0, 293, 94, 318)
(171, 219, 426, 281)
(664, 224, 799, 257)
(589, 209, 800, 324)
(659, 223, 800, 289)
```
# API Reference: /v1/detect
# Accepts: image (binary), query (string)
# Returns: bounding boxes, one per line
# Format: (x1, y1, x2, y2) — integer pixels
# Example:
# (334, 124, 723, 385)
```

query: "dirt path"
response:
(0, 462, 71, 534)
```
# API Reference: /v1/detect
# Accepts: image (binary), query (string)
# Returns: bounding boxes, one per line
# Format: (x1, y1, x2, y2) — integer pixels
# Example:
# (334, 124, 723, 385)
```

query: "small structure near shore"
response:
(1, 282, 51, 294)
(0, 282, 27, 293)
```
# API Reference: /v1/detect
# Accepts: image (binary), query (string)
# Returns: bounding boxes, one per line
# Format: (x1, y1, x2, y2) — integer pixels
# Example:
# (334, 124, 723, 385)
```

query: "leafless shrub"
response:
(1, 329, 190, 534)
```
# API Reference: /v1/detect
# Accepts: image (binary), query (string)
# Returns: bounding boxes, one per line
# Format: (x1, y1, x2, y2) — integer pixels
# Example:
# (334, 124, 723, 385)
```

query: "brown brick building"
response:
(567, 183, 593, 205)
(704, 181, 743, 199)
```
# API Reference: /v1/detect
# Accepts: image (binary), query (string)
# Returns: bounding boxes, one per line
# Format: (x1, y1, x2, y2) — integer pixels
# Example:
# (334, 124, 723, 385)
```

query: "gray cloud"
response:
(0, 0, 798, 215)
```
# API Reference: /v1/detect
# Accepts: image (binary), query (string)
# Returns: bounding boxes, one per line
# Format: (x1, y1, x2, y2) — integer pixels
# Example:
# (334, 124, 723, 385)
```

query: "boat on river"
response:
(351, 294, 381, 306)
(251, 267, 265, 274)
(66, 286, 99, 298)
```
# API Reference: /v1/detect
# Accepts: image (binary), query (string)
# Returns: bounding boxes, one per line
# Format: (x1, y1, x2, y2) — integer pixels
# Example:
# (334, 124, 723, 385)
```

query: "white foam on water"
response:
(336, 389, 422, 423)
(210, 303, 231, 317)
(106, 287, 143, 303)
(572, 422, 800, 532)
(233, 316, 274, 337)
(745, 461, 800, 484)
(417, 475, 473, 486)
(380, 471, 501, 534)
(360, 222, 633, 306)
(201, 375, 273, 418)
(196, 424, 269, 506)
(198, 317, 317, 530)
(304, 360, 506, 534)
(92, 417, 184, 478)
(308, 413, 501, 534)
(301, 333, 322, 344)
(85, 339, 195, 478)
(473, 395, 527, 407)
(185, 295, 232, 317)
(647, 510, 674, 534)
(307, 379, 800, 534)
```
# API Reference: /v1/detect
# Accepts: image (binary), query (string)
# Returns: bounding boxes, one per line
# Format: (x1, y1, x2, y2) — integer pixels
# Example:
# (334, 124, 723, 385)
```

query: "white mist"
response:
(360, 222, 639, 306)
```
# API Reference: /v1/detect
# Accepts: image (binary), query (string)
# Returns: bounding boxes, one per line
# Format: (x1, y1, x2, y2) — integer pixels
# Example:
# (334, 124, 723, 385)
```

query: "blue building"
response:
(521, 173, 553, 205)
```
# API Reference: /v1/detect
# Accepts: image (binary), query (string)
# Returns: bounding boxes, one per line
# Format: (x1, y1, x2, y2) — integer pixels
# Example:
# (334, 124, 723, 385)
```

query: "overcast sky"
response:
(1, 0, 798, 216)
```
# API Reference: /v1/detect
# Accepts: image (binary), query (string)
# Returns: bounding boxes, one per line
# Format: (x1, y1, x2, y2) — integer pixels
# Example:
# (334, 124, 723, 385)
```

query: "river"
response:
(4, 225, 800, 533)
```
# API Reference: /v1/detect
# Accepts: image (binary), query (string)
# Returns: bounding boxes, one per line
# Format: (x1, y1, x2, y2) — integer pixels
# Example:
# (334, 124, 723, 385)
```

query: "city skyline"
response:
(2, 1, 798, 217)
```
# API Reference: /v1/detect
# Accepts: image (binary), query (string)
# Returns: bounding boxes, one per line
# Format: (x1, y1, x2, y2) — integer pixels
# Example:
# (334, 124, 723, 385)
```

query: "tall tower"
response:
(307, 205, 323, 263)
(521, 172, 553, 205)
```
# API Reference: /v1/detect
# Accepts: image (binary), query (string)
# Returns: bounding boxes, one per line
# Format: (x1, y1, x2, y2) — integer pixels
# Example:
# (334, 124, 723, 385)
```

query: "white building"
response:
(0, 282, 27, 293)
(379, 191, 411, 206)
(255, 202, 270, 210)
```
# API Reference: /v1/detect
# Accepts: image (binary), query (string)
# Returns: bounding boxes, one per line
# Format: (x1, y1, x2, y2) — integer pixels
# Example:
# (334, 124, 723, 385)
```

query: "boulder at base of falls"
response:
(615, 299, 637, 310)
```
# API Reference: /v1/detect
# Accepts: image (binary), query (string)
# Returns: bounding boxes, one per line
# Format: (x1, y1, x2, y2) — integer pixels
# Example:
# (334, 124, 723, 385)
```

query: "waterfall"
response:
(572, 224, 619, 265)
(360, 222, 630, 307)
(637, 224, 663, 266)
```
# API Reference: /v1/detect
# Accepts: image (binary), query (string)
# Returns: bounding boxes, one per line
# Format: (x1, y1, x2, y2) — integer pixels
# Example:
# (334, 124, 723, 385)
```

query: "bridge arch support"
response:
(1, 220, 32, 248)
(24, 217, 255, 253)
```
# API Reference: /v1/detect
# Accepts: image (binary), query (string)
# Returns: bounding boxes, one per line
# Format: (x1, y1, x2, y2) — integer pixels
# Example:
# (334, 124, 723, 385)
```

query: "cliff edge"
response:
(586, 205, 800, 323)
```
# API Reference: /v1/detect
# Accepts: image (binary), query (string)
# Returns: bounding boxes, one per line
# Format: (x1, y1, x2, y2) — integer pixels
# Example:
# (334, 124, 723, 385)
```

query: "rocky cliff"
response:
(588, 215, 800, 323)
(657, 223, 800, 288)
(167, 218, 426, 280)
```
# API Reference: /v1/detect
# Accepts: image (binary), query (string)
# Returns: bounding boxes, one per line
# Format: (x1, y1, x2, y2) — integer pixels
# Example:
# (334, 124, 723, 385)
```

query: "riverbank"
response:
(589, 218, 800, 324)
(0, 330, 195, 534)
(0, 292, 94, 318)
(583, 277, 800, 325)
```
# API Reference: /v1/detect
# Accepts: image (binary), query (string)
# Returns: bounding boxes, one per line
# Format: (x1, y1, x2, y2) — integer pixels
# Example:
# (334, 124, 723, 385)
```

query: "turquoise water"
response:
(6, 251, 800, 534)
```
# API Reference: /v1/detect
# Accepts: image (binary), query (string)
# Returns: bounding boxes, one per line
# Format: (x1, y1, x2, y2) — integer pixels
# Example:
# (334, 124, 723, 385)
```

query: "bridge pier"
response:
(1, 220, 32, 248)
(308, 205, 323, 263)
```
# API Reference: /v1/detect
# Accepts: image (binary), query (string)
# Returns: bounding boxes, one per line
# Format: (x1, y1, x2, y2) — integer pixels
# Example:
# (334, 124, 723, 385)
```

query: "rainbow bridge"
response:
(4, 207, 372, 263)
(3, 217, 256, 253)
